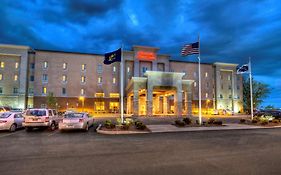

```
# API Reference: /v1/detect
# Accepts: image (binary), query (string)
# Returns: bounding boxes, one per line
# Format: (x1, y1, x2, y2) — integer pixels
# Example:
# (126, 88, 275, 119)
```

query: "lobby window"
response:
(0, 74, 2, 80)
(42, 74, 48, 82)
(113, 77, 116, 84)
(95, 93, 104, 97)
(30, 75, 34, 82)
(0, 62, 4, 68)
(97, 64, 102, 73)
(109, 102, 119, 112)
(194, 82, 197, 87)
(43, 61, 48, 69)
(0, 87, 3, 94)
(95, 102, 105, 111)
(62, 88, 66, 95)
(113, 66, 116, 73)
(15, 62, 19, 69)
(14, 75, 18, 81)
(98, 77, 102, 84)
(81, 64, 86, 71)
(80, 88, 85, 95)
(62, 75, 67, 83)
(205, 72, 208, 78)
(110, 93, 119, 98)
(42, 87, 47, 95)
(13, 88, 18, 94)
(81, 76, 86, 83)
(63, 63, 67, 70)
(205, 93, 208, 98)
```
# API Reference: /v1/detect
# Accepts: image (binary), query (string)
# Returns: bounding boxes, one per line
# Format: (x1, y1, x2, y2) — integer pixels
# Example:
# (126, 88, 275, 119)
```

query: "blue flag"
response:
(104, 48, 121, 65)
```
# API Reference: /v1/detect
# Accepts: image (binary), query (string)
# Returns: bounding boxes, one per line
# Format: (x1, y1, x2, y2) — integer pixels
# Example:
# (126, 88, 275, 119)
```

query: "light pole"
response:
(79, 96, 85, 112)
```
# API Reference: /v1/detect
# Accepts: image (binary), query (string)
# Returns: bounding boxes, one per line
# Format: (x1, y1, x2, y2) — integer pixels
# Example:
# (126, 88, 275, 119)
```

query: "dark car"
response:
(255, 110, 281, 119)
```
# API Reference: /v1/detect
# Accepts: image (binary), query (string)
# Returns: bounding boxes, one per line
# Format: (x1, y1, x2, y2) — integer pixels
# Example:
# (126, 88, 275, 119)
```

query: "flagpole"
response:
(120, 45, 124, 123)
(198, 34, 202, 125)
(249, 57, 254, 120)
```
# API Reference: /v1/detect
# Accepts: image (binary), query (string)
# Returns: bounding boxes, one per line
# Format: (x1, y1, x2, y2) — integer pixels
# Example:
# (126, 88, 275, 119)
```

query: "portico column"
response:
(187, 86, 193, 117)
(175, 90, 183, 116)
(163, 95, 168, 115)
(184, 91, 188, 115)
(146, 86, 153, 117)
(127, 96, 131, 114)
(133, 90, 139, 116)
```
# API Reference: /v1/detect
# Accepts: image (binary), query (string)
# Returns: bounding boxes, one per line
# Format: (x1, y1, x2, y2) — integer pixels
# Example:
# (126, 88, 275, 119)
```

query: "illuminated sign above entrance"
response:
(136, 51, 156, 60)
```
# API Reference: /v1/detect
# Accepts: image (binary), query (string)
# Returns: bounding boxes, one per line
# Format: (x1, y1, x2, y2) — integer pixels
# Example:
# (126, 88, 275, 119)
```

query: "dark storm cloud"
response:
(0, 0, 280, 107)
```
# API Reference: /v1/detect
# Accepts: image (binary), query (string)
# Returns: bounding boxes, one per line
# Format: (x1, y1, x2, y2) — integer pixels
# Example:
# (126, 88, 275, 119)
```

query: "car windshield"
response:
(64, 113, 84, 118)
(26, 110, 46, 116)
(0, 113, 11, 118)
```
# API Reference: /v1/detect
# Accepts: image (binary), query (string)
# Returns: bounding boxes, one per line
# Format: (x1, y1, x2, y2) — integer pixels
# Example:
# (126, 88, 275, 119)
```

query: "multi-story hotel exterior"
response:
(0, 44, 243, 116)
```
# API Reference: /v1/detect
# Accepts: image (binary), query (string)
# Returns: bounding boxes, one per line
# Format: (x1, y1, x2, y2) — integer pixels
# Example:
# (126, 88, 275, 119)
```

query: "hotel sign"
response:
(136, 51, 156, 60)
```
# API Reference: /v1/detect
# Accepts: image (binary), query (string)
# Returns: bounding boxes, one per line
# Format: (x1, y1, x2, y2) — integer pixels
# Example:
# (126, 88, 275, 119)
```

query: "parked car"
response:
(0, 112, 24, 132)
(59, 113, 94, 131)
(23, 108, 60, 131)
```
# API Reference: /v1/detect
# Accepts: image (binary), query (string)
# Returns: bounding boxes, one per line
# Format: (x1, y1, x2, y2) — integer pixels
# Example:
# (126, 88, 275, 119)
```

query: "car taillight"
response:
(79, 119, 83, 122)
(0, 120, 7, 123)
(45, 117, 49, 122)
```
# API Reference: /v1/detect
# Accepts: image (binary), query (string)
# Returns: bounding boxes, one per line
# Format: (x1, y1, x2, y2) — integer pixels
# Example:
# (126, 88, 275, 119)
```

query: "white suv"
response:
(23, 108, 60, 131)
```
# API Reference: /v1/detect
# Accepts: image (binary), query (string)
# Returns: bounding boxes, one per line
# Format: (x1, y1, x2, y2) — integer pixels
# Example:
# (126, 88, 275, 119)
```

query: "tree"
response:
(243, 78, 270, 114)
(46, 92, 57, 109)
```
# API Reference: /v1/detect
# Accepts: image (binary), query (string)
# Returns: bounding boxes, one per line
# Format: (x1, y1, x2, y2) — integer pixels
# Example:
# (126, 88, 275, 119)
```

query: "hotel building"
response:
(0, 44, 243, 116)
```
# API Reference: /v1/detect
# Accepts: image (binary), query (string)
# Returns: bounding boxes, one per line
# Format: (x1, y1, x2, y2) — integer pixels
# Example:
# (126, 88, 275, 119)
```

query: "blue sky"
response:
(0, 0, 280, 107)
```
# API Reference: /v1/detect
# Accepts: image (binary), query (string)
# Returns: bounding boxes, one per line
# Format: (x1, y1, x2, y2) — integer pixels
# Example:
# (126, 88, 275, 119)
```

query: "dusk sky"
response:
(0, 0, 280, 107)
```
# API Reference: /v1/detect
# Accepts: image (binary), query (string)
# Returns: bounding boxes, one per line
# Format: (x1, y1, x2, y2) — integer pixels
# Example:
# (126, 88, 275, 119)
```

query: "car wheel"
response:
(50, 122, 56, 131)
(10, 124, 16, 132)
(85, 123, 89, 132)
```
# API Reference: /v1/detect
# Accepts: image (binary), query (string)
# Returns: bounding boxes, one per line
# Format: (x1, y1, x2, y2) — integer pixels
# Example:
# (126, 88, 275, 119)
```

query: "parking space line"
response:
(0, 132, 18, 138)
(47, 131, 58, 137)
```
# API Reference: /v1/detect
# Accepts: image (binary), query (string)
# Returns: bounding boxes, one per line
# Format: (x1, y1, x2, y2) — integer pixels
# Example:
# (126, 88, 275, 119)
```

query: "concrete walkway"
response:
(146, 124, 277, 133)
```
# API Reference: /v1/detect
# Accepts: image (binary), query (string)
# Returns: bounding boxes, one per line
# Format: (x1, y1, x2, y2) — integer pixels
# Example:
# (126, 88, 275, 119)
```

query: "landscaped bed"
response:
(97, 118, 150, 134)
(240, 116, 281, 127)
(173, 117, 225, 127)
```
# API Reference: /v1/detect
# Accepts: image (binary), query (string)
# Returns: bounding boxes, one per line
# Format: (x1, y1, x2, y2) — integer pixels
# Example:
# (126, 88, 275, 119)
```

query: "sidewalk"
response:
(146, 124, 279, 133)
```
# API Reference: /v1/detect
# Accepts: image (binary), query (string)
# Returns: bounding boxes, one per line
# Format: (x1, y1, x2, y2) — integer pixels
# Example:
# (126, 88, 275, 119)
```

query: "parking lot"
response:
(0, 123, 281, 175)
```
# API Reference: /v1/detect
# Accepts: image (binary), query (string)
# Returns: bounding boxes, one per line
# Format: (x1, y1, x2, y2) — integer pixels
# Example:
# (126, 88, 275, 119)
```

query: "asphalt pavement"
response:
(0, 125, 280, 175)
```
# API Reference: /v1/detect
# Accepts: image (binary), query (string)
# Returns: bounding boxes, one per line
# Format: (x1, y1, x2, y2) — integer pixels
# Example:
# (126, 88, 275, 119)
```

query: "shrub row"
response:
(103, 118, 147, 130)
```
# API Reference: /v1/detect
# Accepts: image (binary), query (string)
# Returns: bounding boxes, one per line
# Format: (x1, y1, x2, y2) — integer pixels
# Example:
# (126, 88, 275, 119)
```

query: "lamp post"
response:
(79, 96, 85, 112)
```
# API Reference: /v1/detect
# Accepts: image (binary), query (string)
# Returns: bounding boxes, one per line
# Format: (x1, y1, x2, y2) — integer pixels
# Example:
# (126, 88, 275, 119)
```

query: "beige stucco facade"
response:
(0, 44, 243, 115)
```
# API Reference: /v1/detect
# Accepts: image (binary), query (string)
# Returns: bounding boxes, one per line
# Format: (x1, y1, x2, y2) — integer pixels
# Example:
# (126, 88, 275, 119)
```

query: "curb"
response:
(96, 124, 151, 135)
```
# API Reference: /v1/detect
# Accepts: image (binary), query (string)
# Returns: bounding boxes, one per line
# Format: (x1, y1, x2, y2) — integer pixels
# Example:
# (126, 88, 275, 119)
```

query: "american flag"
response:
(237, 64, 249, 74)
(181, 42, 199, 56)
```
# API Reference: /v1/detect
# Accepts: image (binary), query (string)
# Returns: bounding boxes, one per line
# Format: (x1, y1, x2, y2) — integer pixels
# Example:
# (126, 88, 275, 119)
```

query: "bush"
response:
(207, 118, 216, 124)
(252, 116, 260, 123)
(116, 118, 122, 126)
(272, 119, 280, 123)
(175, 120, 185, 127)
(125, 118, 134, 126)
(183, 117, 192, 125)
(213, 120, 223, 125)
(104, 120, 115, 129)
(240, 119, 246, 123)
(121, 123, 130, 130)
(260, 118, 269, 125)
(135, 121, 147, 130)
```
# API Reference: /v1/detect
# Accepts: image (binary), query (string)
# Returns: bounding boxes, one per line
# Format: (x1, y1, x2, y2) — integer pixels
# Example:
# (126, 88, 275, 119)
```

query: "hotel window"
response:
(81, 64, 86, 71)
(98, 77, 102, 84)
(0, 74, 2, 80)
(194, 82, 197, 87)
(0, 62, 4, 68)
(42, 74, 48, 82)
(0, 87, 3, 94)
(109, 93, 119, 98)
(97, 64, 102, 73)
(127, 67, 130, 73)
(109, 102, 119, 112)
(229, 94, 232, 99)
(14, 75, 18, 81)
(142, 67, 148, 74)
(228, 85, 232, 90)
(31, 63, 35, 69)
(80, 88, 84, 95)
(15, 62, 19, 69)
(95, 93, 104, 97)
(205, 93, 208, 98)
(62, 75, 67, 82)
(206, 82, 209, 88)
(95, 102, 105, 111)
(42, 87, 47, 95)
(63, 63, 67, 70)
(30, 75, 34, 82)
(220, 94, 223, 99)
(228, 75, 231, 81)
(113, 77, 116, 84)
(13, 88, 18, 94)
(113, 66, 116, 73)
(62, 88, 66, 95)
(29, 88, 34, 94)
(81, 76, 86, 83)
(43, 61, 48, 69)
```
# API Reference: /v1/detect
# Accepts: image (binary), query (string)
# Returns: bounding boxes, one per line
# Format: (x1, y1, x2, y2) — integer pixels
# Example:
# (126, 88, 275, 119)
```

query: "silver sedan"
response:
(0, 112, 24, 132)
(59, 113, 94, 131)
